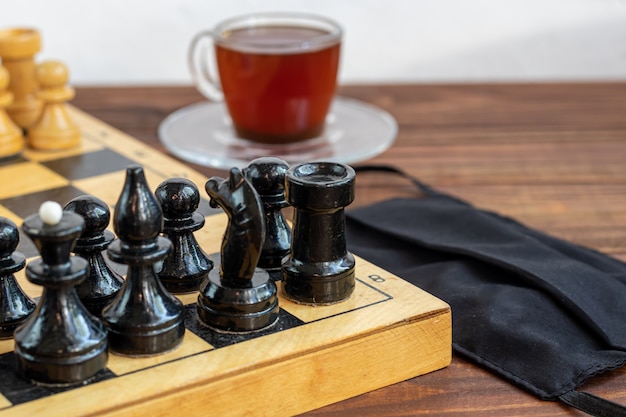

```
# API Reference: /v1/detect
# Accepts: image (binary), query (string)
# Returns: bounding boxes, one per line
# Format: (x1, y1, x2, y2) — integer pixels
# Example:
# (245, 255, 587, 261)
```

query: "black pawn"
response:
(14, 205, 108, 385)
(155, 178, 213, 293)
(244, 157, 291, 278)
(282, 162, 356, 305)
(64, 196, 124, 316)
(0, 217, 36, 338)
(102, 165, 184, 356)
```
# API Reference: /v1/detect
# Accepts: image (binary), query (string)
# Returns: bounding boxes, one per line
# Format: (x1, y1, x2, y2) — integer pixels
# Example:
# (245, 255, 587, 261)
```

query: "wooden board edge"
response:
(93, 308, 452, 417)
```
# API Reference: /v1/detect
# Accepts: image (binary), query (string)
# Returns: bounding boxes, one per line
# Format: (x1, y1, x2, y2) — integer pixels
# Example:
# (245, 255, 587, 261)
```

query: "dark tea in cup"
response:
(189, 13, 342, 145)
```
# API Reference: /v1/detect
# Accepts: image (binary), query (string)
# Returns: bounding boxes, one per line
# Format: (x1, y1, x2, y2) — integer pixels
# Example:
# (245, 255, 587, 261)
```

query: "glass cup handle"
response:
(188, 30, 224, 102)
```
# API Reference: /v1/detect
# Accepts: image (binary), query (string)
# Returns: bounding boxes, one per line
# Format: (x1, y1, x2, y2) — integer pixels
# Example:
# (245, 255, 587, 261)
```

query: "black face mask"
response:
(345, 166, 626, 417)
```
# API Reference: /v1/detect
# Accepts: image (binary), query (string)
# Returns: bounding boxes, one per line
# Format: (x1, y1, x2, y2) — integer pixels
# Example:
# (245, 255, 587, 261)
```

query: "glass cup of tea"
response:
(188, 12, 342, 145)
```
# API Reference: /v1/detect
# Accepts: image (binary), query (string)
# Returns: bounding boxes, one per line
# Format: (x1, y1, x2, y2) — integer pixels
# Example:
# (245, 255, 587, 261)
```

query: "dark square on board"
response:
(183, 303, 306, 349)
(0, 154, 27, 167)
(0, 185, 87, 257)
(0, 352, 116, 408)
(41, 149, 136, 181)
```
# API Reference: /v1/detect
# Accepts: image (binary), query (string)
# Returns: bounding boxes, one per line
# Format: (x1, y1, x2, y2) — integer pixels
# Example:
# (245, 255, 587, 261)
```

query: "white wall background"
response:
(2, 0, 626, 86)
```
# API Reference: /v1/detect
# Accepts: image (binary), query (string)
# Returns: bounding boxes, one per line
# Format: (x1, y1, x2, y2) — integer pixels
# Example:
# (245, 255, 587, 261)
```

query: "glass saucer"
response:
(158, 96, 397, 169)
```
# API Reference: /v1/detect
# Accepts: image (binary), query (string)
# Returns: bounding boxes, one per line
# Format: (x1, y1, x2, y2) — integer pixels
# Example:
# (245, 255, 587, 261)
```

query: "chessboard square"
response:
(0, 205, 21, 226)
(15, 239, 38, 260)
(22, 136, 103, 162)
(0, 154, 27, 167)
(41, 149, 136, 181)
(185, 304, 305, 349)
(279, 277, 392, 323)
(0, 162, 69, 200)
(2, 184, 87, 258)
(106, 329, 213, 376)
(0, 393, 11, 409)
(176, 292, 199, 306)
(71, 171, 127, 208)
(0, 184, 85, 221)
(0, 339, 14, 356)
(72, 166, 172, 209)
(0, 353, 115, 407)
(197, 197, 221, 217)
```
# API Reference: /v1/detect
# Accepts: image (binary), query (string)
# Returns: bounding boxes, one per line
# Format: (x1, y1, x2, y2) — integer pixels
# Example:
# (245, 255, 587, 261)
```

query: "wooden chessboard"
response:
(0, 106, 451, 417)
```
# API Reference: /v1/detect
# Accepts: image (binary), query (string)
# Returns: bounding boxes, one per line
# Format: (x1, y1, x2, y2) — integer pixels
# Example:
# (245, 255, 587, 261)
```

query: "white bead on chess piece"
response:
(39, 201, 63, 225)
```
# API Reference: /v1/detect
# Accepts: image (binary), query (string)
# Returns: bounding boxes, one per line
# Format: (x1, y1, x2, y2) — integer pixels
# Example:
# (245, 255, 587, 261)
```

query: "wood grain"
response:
(72, 83, 626, 416)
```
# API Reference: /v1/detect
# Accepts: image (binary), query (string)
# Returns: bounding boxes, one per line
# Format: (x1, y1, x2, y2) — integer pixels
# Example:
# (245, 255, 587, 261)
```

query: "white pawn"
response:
(28, 60, 81, 150)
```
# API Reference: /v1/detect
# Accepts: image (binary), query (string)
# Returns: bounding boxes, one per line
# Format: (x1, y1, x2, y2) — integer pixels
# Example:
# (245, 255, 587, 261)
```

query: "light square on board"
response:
(278, 278, 392, 324)
(0, 340, 14, 357)
(70, 170, 127, 208)
(0, 393, 12, 409)
(0, 162, 69, 200)
(22, 138, 103, 162)
(106, 330, 213, 376)
(72, 166, 170, 209)
(0, 206, 21, 226)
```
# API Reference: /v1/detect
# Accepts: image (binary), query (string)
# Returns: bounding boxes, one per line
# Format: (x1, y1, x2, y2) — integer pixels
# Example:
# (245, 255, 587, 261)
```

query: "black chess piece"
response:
(0, 217, 36, 338)
(198, 168, 279, 332)
(282, 162, 356, 304)
(14, 202, 108, 385)
(64, 196, 124, 316)
(102, 166, 185, 356)
(155, 178, 213, 293)
(244, 157, 291, 278)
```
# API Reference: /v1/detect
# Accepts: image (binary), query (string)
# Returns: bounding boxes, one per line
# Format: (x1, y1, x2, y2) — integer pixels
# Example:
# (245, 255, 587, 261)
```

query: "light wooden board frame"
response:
(0, 106, 452, 416)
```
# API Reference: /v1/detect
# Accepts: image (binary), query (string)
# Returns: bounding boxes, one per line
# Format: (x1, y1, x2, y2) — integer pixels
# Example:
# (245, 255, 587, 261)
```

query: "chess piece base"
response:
(15, 343, 108, 386)
(160, 273, 207, 294)
(14, 257, 108, 385)
(197, 268, 279, 333)
(106, 320, 185, 358)
(103, 238, 185, 357)
(282, 255, 356, 305)
(28, 103, 80, 150)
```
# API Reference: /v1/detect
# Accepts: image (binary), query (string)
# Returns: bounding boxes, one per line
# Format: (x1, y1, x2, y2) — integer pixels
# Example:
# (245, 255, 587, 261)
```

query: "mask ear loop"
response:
(559, 390, 626, 417)
(354, 165, 438, 197)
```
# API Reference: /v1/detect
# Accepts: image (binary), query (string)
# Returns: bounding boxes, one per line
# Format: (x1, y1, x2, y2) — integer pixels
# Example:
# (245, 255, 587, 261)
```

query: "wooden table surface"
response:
(73, 83, 626, 416)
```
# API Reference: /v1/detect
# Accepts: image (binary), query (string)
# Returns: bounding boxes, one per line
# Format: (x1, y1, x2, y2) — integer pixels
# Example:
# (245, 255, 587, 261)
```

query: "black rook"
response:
(282, 162, 356, 304)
